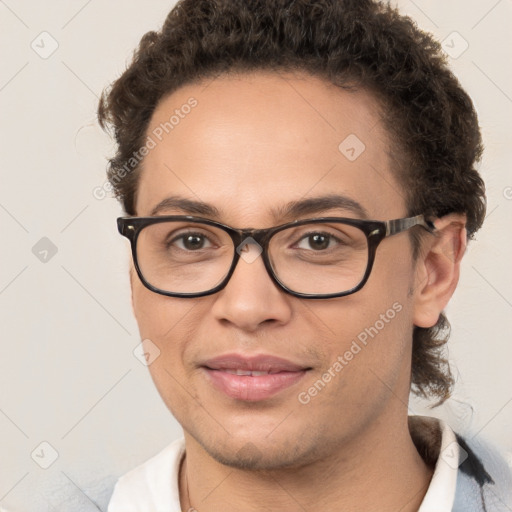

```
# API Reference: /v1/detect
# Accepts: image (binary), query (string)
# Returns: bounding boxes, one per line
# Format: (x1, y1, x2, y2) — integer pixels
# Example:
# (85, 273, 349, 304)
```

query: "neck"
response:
(179, 413, 433, 512)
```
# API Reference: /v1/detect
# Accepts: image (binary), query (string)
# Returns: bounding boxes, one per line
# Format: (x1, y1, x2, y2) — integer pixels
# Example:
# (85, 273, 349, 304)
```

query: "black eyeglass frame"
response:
(117, 214, 435, 299)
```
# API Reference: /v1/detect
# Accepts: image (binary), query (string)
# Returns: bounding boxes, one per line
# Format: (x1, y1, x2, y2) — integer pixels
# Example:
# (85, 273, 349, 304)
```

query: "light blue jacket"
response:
(452, 432, 512, 511)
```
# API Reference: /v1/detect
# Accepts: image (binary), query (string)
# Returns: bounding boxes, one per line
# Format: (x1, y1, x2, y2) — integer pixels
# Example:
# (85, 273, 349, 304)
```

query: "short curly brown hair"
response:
(98, 0, 486, 404)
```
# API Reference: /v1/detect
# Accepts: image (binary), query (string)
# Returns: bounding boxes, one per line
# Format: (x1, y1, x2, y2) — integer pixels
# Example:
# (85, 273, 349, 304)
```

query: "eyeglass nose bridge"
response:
(225, 226, 268, 263)
(228, 225, 277, 246)
(220, 226, 285, 292)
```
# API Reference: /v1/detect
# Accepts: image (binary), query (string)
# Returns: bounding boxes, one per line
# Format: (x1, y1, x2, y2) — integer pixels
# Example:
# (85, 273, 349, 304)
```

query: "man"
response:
(98, 0, 512, 510)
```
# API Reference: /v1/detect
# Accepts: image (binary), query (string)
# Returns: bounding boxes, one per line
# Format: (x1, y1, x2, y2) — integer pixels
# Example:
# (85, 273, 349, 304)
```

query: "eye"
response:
(170, 232, 214, 251)
(295, 232, 342, 251)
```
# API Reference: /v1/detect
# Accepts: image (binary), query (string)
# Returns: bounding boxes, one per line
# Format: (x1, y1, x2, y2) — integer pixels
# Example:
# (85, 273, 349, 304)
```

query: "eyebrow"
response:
(149, 194, 369, 222)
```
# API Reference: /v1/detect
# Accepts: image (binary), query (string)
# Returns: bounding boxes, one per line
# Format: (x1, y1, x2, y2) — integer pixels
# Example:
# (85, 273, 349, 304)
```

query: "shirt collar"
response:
(416, 416, 459, 511)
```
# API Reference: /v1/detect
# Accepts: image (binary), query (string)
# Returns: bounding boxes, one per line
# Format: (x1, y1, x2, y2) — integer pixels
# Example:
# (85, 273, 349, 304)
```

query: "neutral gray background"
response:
(1, 1, 511, 511)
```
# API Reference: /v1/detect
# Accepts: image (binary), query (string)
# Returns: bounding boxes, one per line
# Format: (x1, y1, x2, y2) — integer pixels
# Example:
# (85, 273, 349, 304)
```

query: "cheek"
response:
(131, 281, 195, 386)
(131, 281, 204, 412)
(132, 279, 192, 340)
(317, 294, 411, 373)
(298, 296, 413, 433)
(301, 252, 414, 402)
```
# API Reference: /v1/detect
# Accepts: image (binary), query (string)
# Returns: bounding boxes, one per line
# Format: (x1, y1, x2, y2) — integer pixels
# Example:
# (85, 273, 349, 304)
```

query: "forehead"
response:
(136, 71, 405, 223)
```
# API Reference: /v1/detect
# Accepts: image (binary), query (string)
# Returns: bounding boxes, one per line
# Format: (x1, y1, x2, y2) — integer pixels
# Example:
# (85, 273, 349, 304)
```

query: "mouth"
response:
(201, 354, 312, 401)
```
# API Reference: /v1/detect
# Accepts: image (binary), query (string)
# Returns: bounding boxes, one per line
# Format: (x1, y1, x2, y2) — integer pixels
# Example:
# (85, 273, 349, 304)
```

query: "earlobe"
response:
(413, 214, 467, 328)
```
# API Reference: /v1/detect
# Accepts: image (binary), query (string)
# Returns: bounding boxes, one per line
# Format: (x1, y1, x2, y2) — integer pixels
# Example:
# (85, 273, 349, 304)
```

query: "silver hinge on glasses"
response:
(385, 215, 435, 236)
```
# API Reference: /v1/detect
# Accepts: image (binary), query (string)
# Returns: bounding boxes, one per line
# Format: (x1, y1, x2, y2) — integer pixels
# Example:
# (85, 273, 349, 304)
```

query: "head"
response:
(98, 0, 485, 469)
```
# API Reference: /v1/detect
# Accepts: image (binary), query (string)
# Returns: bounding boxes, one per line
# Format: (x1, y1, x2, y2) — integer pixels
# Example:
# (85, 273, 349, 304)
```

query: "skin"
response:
(130, 70, 466, 511)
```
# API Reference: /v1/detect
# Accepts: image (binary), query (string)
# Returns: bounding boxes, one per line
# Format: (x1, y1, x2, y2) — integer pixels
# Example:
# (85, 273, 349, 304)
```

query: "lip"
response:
(201, 353, 311, 401)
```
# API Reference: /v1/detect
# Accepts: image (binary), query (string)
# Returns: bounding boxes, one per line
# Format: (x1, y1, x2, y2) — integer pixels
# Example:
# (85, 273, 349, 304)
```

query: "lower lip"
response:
(204, 368, 307, 401)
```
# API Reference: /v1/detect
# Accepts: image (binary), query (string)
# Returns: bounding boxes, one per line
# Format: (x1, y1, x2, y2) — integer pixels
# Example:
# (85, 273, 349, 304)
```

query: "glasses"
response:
(117, 214, 435, 299)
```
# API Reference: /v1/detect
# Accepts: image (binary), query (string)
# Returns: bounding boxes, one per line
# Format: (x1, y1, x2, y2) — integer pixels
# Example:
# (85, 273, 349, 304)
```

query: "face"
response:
(131, 71, 419, 470)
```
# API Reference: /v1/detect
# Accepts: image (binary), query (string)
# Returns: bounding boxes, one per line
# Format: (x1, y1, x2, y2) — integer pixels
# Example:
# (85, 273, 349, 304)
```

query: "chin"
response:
(193, 430, 323, 471)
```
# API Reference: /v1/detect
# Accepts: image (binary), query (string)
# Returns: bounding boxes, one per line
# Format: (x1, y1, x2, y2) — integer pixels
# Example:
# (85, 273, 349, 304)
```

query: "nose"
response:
(210, 239, 293, 331)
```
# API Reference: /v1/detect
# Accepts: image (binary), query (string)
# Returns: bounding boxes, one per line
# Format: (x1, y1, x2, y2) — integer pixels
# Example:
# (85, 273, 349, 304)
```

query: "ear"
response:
(413, 213, 467, 328)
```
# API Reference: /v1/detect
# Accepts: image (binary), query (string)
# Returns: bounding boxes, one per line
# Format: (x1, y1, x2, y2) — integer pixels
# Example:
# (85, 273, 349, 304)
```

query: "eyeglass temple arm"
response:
(385, 214, 436, 237)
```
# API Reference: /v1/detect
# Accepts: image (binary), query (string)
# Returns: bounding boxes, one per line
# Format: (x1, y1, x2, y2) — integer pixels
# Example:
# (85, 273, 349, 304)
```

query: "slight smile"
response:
(201, 353, 312, 401)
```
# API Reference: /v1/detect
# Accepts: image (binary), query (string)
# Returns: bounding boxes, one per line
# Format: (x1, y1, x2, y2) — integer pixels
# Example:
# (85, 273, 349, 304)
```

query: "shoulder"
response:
(453, 431, 512, 511)
(107, 437, 185, 512)
(409, 415, 512, 511)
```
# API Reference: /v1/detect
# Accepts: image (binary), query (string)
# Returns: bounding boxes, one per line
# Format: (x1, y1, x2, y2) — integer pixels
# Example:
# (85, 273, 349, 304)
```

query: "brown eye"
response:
(173, 233, 210, 251)
(297, 233, 336, 251)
